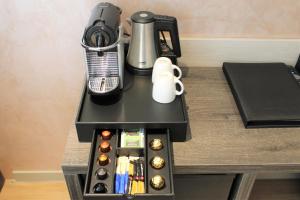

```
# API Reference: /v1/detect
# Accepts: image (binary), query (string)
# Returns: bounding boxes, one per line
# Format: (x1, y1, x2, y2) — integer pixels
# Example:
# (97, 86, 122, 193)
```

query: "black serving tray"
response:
(75, 69, 188, 142)
(84, 129, 174, 200)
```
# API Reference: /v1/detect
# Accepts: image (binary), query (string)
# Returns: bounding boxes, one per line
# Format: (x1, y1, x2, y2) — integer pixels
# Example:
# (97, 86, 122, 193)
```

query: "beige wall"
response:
(0, 0, 300, 178)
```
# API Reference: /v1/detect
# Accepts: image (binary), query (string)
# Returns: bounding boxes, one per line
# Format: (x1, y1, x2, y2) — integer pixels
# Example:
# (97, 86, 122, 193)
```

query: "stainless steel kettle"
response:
(126, 11, 181, 75)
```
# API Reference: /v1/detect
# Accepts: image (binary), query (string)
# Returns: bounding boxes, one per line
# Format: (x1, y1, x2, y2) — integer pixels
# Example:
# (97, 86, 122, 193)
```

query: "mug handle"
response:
(172, 64, 182, 79)
(175, 79, 184, 96)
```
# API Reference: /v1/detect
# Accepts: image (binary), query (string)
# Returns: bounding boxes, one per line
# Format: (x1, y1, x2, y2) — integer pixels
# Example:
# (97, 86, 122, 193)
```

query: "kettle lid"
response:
(131, 11, 155, 23)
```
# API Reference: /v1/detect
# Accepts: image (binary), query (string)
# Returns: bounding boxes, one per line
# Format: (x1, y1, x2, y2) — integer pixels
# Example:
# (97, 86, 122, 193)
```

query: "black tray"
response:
(76, 70, 188, 142)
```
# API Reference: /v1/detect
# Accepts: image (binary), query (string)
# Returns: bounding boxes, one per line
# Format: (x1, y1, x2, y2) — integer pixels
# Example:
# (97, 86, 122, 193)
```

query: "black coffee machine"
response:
(81, 3, 124, 98)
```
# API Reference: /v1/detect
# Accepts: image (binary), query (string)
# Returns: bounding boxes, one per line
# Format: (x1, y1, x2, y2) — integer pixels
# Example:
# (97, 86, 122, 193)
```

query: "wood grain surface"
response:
(62, 67, 300, 174)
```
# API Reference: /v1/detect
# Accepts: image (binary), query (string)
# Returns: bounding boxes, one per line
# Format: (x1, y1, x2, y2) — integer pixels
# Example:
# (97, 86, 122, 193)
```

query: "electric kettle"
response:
(126, 11, 181, 75)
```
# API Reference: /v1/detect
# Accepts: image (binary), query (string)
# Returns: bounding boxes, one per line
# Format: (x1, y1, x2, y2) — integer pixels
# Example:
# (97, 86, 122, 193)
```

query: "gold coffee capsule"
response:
(150, 175, 165, 190)
(98, 154, 109, 166)
(150, 156, 165, 169)
(150, 139, 163, 151)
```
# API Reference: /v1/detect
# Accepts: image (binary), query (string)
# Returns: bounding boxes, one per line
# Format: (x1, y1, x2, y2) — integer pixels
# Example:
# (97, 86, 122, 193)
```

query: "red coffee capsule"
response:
(101, 130, 112, 140)
(99, 141, 111, 153)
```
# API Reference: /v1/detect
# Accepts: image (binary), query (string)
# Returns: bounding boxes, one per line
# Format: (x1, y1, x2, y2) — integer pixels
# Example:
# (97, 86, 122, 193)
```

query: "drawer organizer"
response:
(84, 129, 174, 200)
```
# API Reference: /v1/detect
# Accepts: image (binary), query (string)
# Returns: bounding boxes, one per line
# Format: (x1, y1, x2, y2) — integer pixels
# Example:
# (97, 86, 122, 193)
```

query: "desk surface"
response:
(62, 67, 300, 174)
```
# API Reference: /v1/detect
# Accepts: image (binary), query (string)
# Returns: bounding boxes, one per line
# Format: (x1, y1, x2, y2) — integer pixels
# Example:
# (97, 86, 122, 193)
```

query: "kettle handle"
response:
(154, 15, 181, 57)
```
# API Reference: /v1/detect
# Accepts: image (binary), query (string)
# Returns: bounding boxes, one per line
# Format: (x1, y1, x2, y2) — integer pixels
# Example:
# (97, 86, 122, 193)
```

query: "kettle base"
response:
(126, 63, 153, 76)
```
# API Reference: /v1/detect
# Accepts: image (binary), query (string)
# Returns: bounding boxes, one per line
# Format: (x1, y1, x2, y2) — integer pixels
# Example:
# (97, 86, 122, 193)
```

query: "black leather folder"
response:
(223, 62, 300, 128)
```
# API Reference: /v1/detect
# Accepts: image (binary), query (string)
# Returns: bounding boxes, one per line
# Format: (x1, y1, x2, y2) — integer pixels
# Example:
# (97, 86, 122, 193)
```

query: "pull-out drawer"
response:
(83, 129, 174, 200)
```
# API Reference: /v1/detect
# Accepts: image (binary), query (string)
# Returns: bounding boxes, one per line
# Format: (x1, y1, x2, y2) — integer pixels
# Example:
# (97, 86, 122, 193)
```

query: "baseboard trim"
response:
(12, 171, 64, 182)
(178, 38, 300, 67)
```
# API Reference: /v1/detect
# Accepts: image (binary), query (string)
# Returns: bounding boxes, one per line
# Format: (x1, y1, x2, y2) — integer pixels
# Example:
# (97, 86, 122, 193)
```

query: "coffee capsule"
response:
(99, 141, 111, 153)
(98, 154, 109, 166)
(150, 139, 163, 151)
(101, 130, 112, 140)
(93, 183, 107, 193)
(150, 156, 165, 169)
(96, 168, 108, 180)
(150, 175, 165, 190)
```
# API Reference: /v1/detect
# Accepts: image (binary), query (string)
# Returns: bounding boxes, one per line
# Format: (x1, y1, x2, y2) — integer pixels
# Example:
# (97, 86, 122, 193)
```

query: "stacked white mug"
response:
(152, 57, 184, 103)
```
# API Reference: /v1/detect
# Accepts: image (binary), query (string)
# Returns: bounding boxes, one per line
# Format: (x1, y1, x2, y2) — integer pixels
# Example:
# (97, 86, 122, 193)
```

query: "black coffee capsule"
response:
(93, 183, 107, 193)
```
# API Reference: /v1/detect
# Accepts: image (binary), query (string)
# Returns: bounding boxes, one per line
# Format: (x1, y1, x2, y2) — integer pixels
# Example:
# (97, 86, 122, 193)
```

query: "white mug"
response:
(152, 57, 182, 83)
(152, 72, 184, 104)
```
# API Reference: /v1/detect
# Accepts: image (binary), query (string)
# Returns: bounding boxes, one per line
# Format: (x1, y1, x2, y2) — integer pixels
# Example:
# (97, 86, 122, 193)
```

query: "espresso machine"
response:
(81, 3, 124, 97)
